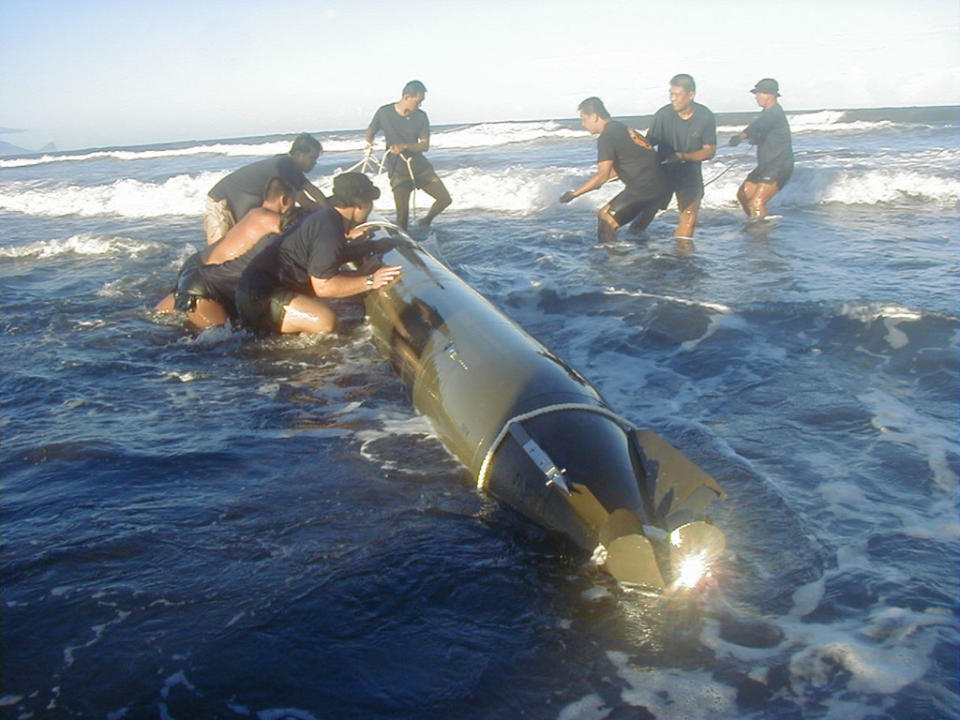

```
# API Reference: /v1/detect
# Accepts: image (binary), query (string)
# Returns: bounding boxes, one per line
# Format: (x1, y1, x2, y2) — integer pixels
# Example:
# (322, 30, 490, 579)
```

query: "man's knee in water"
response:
(598, 205, 622, 230)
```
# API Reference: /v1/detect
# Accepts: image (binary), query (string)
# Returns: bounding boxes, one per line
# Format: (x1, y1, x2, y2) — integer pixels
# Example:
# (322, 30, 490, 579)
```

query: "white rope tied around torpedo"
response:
(475, 403, 635, 491)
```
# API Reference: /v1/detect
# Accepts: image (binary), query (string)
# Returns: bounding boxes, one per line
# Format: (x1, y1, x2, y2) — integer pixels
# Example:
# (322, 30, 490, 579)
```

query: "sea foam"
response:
(0, 233, 162, 259)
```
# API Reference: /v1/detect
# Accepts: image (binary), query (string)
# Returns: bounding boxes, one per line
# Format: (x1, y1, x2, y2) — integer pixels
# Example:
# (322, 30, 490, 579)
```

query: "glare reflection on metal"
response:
(675, 552, 709, 589)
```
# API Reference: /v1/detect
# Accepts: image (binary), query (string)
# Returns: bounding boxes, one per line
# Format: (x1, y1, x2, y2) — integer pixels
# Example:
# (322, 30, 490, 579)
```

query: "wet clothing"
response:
(204, 195, 235, 245)
(386, 152, 440, 191)
(236, 207, 347, 335)
(745, 103, 794, 187)
(647, 102, 717, 205)
(368, 104, 430, 151)
(606, 191, 662, 225)
(597, 120, 669, 224)
(207, 155, 308, 223)
(367, 104, 438, 189)
(173, 233, 279, 321)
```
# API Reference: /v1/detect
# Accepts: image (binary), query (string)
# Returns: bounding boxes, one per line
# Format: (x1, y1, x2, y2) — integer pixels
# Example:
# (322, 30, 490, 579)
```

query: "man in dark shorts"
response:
(730, 78, 794, 220)
(365, 80, 451, 230)
(156, 177, 296, 329)
(646, 74, 717, 239)
(204, 133, 328, 244)
(559, 97, 669, 242)
(236, 172, 403, 336)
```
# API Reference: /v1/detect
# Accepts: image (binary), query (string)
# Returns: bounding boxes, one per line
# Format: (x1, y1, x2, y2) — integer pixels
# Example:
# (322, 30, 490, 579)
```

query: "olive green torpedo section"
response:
(354, 221, 726, 590)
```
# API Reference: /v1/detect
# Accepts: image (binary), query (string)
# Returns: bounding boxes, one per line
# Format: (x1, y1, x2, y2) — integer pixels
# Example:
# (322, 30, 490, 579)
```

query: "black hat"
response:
(332, 172, 381, 205)
(751, 78, 780, 96)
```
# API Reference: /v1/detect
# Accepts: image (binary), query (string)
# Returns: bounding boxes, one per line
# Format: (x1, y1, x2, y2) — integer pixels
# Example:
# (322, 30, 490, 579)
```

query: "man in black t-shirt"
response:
(365, 80, 451, 230)
(730, 78, 794, 219)
(560, 97, 669, 242)
(235, 172, 402, 336)
(646, 74, 717, 239)
(205, 133, 328, 244)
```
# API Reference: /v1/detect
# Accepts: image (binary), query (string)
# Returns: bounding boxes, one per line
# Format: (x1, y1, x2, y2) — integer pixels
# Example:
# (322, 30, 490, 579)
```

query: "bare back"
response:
(206, 207, 283, 265)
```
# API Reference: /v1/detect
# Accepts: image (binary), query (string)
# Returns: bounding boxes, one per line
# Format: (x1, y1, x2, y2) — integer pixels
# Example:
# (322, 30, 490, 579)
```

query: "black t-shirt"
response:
(597, 120, 667, 200)
(208, 155, 308, 220)
(647, 102, 717, 191)
(746, 103, 794, 169)
(367, 104, 430, 152)
(243, 207, 347, 296)
(647, 102, 717, 158)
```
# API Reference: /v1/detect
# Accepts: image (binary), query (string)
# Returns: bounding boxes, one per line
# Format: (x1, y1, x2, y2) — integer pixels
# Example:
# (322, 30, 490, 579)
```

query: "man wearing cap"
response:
(365, 80, 452, 230)
(559, 97, 669, 242)
(730, 78, 794, 219)
(235, 172, 402, 335)
(205, 133, 329, 244)
(646, 74, 717, 239)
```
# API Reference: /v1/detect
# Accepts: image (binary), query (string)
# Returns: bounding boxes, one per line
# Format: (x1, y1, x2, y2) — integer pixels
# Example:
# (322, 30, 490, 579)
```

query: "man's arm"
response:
(729, 129, 748, 146)
(365, 109, 382, 146)
(310, 265, 403, 298)
(389, 133, 429, 155)
(673, 145, 716, 163)
(297, 180, 328, 210)
(560, 160, 616, 202)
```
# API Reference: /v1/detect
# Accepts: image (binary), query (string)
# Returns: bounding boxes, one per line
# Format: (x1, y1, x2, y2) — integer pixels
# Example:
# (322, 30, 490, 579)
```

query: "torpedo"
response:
(350, 221, 727, 589)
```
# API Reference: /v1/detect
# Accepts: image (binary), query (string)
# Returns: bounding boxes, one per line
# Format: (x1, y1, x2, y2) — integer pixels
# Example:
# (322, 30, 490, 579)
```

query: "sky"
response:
(1, 0, 958, 151)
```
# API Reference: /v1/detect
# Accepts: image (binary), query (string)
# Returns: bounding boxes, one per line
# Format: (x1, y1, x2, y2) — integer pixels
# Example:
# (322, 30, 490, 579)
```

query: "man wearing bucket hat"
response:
(730, 78, 794, 219)
(236, 172, 402, 335)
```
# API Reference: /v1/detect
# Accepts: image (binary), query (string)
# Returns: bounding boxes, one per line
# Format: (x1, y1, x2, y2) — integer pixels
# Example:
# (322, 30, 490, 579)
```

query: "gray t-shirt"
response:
(746, 103, 793, 169)
(208, 155, 307, 220)
(367, 104, 430, 150)
(647, 102, 717, 192)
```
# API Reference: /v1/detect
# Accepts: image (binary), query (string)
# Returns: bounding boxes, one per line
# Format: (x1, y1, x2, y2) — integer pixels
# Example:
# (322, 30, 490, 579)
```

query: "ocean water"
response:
(1, 106, 957, 720)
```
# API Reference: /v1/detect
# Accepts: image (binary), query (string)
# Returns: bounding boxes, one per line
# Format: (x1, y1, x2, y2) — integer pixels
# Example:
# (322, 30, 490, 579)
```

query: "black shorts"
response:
(173, 254, 240, 318)
(235, 279, 297, 336)
(664, 162, 704, 209)
(172, 253, 206, 312)
(607, 189, 669, 225)
(387, 153, 440, 191)
(747, 161, 794, 188)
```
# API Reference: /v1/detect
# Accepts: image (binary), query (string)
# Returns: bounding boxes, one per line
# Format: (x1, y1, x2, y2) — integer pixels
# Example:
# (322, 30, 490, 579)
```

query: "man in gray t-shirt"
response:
(646, 74, 717, 240)
(730, 78, 794, 220)
(365, 80, 452, 230)
(204, 133, 328, 244)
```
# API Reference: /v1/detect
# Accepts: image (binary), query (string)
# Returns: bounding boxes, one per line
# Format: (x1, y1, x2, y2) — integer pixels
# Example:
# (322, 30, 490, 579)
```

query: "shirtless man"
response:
(156, 176, 295, 329)
(646, 74, 717, 239)
(560, 97, 669, 242)
(730, 78, 794, 220)
(365, 80, 452, 230)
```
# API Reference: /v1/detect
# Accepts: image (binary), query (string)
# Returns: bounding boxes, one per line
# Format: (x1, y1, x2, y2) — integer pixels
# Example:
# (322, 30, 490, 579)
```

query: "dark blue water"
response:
(2, 109, 958, 719)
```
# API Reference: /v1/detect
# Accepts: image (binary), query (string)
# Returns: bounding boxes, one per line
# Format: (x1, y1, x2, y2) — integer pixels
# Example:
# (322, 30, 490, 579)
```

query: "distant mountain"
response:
(0, 139, 56, 156)
(0, 140, 29, 156)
